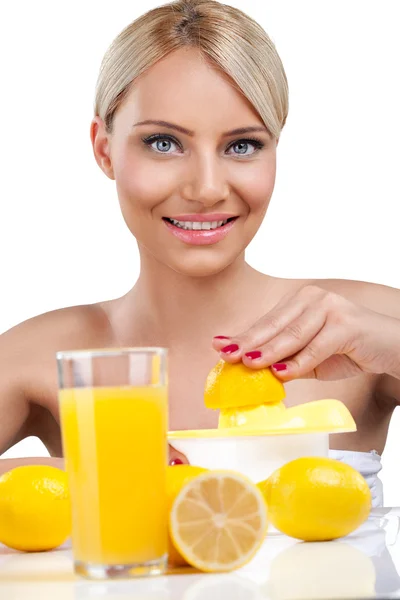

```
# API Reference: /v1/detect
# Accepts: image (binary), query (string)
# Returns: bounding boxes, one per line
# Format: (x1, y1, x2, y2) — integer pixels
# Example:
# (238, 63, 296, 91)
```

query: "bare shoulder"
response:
(0, 302, 113, 404)
(1, 302, 112, 354)
(309, 278, 400, 319)
(0, 302, 113, 455)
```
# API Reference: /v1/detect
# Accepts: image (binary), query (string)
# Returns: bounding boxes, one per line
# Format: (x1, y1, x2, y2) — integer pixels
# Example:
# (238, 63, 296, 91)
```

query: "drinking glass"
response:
(57, 348, 168, 579)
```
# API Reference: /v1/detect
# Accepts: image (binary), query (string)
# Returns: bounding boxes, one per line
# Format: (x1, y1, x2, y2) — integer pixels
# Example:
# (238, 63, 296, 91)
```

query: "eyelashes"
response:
(141, 133, 265, 156)
(141, 134, 180, 153)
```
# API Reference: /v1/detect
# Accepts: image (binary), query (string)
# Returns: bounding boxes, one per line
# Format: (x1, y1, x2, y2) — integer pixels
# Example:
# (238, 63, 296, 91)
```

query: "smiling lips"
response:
(163, 214, 238, 245)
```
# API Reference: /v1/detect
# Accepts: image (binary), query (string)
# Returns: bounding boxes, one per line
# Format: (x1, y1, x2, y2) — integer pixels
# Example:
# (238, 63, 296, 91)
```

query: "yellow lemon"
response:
(169, 470, 268, 572)
(0, 466, 71, 552)
(166, 465, 208, 565)
(258, 457, 371, 541)
(205, 360, 285, 410)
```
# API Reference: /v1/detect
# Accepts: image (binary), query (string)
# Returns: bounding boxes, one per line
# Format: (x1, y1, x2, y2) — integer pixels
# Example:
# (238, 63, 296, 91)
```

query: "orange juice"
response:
(59, 385, 168, 566)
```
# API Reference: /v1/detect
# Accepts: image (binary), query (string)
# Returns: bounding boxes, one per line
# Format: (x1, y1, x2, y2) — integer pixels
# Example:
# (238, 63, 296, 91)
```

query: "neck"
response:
(119, 248, 273, 346)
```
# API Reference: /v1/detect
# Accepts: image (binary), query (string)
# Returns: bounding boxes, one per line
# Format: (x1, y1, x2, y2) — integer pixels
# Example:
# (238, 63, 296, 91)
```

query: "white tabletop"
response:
(1, 508, 400, 599)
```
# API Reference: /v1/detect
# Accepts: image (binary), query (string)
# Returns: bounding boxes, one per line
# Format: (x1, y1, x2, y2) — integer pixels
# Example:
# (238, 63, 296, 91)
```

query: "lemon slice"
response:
(169, 470, 268, 572)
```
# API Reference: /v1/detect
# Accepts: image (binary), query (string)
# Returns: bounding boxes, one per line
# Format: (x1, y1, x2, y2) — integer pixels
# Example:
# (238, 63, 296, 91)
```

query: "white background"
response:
(0, 1, 399, 502)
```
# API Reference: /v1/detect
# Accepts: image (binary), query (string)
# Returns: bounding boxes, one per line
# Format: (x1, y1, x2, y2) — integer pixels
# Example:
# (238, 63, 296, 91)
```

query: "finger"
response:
(211, 295, 299, 352)
(242, 308, 327, 369)
(211, 335, 233, 351)
(168, 444, 190, 466)
(269, 326, 348, 381)
(216, 302, 306, 363)
(216, 288, 329, 362)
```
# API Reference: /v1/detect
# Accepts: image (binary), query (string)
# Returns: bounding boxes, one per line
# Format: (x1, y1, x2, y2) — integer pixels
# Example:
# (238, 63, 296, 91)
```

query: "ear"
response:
(90, 117, 115, 180)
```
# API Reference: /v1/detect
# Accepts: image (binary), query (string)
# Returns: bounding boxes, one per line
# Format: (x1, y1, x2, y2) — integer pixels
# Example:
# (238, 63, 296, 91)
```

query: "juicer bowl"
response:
(168, 429, 329, 483)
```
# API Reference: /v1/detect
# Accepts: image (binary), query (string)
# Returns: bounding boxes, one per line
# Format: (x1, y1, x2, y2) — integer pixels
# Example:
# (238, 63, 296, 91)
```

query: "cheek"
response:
(233, 155, 277, 214)
(113, 149, 178, 210)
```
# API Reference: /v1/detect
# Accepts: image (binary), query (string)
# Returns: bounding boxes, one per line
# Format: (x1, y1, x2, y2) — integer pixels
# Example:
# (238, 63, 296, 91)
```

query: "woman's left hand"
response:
(212, 285, 400, 381)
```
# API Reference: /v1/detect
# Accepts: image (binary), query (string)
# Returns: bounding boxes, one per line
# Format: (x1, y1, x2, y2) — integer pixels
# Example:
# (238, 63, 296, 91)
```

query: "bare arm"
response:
(0, 323, 33, 458)
(0, 357, 64, 475)
(352, 281, 400, 405)
(0, 303, 112, 475)
(321, 278, 400, 404)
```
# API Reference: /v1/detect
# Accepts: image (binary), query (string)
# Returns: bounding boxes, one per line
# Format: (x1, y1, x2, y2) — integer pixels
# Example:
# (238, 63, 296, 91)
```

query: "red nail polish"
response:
(169, 458, 184, 466)
(221, 343, 239, 354)
(272, 363, 287, 372)
(245, 351, 262, 360)
(214, 336, 230, 340)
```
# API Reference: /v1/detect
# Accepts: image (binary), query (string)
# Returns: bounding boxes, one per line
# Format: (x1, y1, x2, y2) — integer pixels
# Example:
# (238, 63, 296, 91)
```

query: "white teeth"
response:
(167, 218, 231, 230)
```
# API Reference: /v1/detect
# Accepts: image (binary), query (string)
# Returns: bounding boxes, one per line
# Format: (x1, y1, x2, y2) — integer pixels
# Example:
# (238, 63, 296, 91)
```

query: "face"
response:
(91, 48, 278, 277)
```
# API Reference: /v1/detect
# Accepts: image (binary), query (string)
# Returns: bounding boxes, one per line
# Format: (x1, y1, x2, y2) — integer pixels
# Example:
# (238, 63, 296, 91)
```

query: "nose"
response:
(181, 154, 230, 207)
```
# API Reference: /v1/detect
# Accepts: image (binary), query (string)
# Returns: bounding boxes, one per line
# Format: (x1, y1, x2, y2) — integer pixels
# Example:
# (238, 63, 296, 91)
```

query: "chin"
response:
(167, 249, 239, 278)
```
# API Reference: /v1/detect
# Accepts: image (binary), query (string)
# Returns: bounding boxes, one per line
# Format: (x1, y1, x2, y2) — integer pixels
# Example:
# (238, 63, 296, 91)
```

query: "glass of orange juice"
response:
(56, 347, 168, 579)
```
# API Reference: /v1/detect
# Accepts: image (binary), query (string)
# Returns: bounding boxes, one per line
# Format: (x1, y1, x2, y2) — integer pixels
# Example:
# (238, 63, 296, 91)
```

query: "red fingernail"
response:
(272, 363, 287, 372)
(169, 458, 184, 466)
(221, 343, 239, 354)
(214, 336, 230, 340)
(245, 351, 262, 360)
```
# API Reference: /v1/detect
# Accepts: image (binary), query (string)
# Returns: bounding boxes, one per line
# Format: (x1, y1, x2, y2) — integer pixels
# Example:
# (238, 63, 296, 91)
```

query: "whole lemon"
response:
(166, 465, 208, 565)
(0, 466, 71, 552)
(204, 360, 285, 410)
(258, 457, 371, 541)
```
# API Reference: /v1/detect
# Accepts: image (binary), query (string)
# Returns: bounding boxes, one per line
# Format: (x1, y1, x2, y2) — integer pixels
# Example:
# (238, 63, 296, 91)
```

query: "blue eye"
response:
(155, 139, 172, 152)
(227, 139, 265, 156)
(233, 142, 249, 154)
(142, 134, 180, 154)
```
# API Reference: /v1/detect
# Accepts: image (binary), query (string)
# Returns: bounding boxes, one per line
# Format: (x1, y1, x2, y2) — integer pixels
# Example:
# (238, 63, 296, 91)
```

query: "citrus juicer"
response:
(168, 362, 356, 483)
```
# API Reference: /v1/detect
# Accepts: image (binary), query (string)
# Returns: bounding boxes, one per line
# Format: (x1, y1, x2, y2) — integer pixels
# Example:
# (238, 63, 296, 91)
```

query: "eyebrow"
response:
(132, 120, 269, 137)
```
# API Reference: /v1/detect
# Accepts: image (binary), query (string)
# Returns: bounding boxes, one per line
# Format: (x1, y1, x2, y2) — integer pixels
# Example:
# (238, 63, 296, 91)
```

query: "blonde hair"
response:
(94, 0, 288, 139)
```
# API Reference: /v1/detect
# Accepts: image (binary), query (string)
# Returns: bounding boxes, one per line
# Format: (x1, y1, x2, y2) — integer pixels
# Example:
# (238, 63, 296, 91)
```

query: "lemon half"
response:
(205, 360, 285, 410)
(170, 470, 268, 572)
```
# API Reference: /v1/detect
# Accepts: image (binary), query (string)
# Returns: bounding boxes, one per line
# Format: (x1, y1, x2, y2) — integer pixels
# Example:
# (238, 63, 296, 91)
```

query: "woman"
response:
(0, 0, 399, 508)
